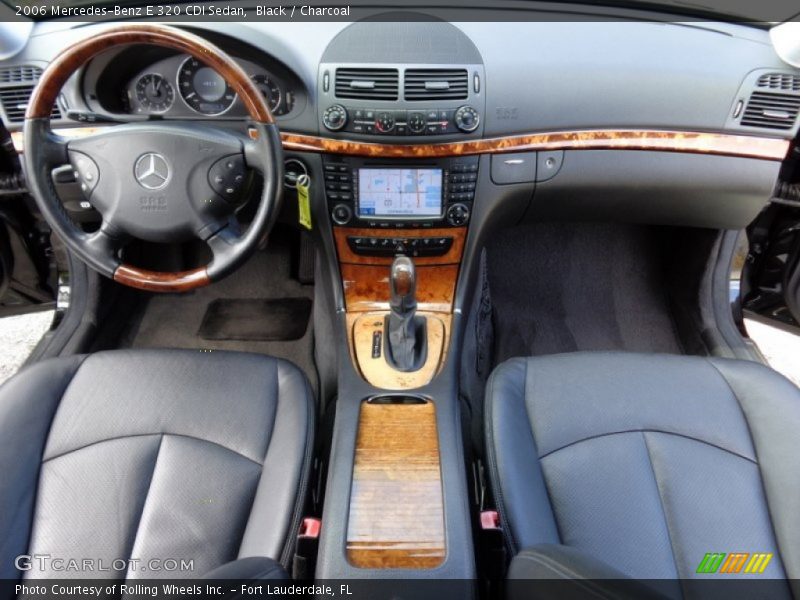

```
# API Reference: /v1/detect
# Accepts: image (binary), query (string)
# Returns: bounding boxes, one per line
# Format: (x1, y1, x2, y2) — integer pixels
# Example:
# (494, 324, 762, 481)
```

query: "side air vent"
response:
(335, 68, 398, 100)
(404, 69, 468, 101)
(0, 85, 61, 123)
(0, 65, 43, 84)
(741, 91, 800, 130)
(756, 73, 800, 92)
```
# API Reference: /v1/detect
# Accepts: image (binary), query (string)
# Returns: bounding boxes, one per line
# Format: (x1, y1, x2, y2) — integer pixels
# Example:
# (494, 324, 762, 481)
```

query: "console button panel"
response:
(348, 235, 453, 257)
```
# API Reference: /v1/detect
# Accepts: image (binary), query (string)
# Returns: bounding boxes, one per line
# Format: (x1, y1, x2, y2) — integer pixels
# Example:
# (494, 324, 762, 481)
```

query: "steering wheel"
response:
(23, 24, 283, 292)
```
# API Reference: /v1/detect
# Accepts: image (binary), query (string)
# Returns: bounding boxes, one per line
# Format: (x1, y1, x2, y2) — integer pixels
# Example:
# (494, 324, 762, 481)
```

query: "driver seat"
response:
(0, 349, 314, 580)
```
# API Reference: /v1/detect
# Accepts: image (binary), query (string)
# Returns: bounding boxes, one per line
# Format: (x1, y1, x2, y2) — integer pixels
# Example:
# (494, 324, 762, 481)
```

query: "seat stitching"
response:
(123, 433, 163, 580)
(42, 432, 263, 466)
(514, 553, 616, 599)
(641, 431, 683, 589)
(539, 428, 756, 464)
(703, 359, 759, 462)
(705, 358, 790, 580)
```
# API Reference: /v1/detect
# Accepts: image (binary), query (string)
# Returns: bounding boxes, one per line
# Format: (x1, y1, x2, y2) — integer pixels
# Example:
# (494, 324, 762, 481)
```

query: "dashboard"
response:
(0, 13, 799, 233)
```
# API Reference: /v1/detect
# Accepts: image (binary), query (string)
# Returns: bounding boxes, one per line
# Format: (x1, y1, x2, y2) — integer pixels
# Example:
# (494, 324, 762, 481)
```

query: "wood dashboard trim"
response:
(346, 399, 445, 569)
(11, 128, 790, 161)
(281, 129, 790, 160)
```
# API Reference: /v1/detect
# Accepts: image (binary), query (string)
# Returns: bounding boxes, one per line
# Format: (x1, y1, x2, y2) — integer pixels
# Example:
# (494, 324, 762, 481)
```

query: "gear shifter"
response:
(386, 256, 427, 371)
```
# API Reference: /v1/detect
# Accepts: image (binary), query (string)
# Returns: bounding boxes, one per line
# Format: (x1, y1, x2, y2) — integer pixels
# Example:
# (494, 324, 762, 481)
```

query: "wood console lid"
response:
(346, 399, 446, 569)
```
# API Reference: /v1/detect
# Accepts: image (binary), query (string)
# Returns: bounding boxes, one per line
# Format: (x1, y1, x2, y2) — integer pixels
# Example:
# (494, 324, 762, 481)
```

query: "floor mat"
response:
(128, 237, 318, 393)
(487, 222, 684, 363)
(199, 298, 312, 341)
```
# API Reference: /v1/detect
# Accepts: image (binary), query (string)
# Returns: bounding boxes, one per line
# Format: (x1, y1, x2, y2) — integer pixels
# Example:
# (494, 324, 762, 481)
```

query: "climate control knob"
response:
(375, 111, 396, 133)
(407, 111, 426, 133)
(323, 104, 348, 131)
(454, 105, 480, 133)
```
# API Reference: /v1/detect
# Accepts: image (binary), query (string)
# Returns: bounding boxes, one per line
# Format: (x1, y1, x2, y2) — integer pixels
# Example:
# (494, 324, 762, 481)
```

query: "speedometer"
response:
(177, 57, 236, 116)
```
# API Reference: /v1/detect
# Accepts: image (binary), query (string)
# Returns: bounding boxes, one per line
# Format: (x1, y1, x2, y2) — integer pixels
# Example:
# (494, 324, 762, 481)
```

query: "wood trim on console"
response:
(341, 263, 457, 313)
(280, 129, 790, 161)
(11, 128, 789, 161)
(347, 399, 445, 569)
(348, 312, 450, 390)
(333, 226, 466, 266)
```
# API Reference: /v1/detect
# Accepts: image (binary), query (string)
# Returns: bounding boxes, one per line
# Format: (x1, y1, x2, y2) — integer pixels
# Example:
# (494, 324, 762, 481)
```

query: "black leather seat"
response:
(485, 352, 799, 596)
(0, 349, 314, 581)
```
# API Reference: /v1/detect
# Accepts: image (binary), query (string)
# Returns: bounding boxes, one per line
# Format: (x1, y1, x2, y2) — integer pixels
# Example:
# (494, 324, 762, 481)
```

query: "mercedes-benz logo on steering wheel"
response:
(134, 153, 170, 190)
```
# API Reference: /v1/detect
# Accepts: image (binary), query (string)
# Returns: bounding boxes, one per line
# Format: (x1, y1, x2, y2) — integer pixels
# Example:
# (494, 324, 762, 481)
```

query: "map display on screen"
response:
(358, 168, 443, 218)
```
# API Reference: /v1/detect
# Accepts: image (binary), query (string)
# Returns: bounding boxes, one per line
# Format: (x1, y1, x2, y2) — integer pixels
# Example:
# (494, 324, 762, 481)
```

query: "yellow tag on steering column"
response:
(296, 174, 312, 230)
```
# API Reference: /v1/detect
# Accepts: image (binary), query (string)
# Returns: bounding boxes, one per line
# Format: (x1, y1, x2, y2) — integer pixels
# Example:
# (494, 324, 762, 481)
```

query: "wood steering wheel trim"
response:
(27, 24, 274, 293)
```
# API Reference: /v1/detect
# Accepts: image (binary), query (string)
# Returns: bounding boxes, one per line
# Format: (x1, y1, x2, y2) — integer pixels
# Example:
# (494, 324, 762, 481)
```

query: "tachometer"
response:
(177, 57, 236, 116)
(134, 73, 174, 113)
(251, 74, 282, 114)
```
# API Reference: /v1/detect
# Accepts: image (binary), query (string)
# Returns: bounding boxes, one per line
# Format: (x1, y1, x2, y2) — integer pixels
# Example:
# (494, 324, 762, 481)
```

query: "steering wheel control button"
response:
(323, 104, 348, 131)
(454, 105, 480, 132)
(331, 203, 353, 225)
(68, 151, 100, 196)
(208, 155, 246, 201)
(446, 202, 470, 226)
(134, 152, 170, 190)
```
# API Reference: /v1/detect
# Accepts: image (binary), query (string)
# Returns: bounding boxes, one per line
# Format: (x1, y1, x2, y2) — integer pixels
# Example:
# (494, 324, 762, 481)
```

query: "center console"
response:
(315, 19, 483, 587)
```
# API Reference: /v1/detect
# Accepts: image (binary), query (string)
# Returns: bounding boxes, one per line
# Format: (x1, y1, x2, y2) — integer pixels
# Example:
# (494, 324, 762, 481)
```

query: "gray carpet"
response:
(487, 223, 684, 363)
(129, 242, 318, 392)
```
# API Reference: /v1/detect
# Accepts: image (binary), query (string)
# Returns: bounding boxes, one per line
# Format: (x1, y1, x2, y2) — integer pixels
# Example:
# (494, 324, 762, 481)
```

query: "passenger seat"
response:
(484, 352, 799, 598)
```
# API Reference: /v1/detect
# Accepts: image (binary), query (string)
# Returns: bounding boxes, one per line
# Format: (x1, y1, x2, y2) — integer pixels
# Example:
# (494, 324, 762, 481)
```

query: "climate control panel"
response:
(322, 104, 481, 136)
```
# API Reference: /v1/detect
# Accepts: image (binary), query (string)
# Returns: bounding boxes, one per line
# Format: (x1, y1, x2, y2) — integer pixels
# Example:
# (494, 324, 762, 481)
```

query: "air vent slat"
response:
(741, 91, 800, 131)
(404, 69, 468, 101)
(756, 73, 800, 92)
(335, 68, 398, 100)
(0, 84, 60, 123)
(0, 65, 43, 85)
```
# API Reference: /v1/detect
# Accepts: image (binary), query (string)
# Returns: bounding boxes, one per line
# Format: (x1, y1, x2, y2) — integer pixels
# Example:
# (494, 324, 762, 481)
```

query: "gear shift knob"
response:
(389, 255, 417, 315)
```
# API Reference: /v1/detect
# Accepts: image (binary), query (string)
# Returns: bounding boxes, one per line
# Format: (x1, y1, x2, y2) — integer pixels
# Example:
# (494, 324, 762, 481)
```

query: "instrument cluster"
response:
(125, 53, 296, 118)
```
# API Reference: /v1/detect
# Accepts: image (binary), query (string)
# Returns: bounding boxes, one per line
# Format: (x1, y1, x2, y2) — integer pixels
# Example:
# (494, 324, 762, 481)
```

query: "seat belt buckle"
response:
(481, 510, 500, 530)
(292, 518, 321, 580)
(478, 510, 507, 582)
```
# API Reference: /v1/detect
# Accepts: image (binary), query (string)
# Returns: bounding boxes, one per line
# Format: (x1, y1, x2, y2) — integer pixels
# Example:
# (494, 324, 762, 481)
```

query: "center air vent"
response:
(741, 91, 800, 130)
(404, 69, 468, 101)
(756, 73, 800, 92)
(335, 68, 398, 100)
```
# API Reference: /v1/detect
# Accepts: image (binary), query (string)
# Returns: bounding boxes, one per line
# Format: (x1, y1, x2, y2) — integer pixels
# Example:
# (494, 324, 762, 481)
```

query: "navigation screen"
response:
(358, 168, 443, 218)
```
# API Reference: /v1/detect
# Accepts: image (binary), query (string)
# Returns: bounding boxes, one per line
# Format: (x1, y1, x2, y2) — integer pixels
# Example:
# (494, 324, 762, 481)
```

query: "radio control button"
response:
(331, 204, 352, 225)
(446, 203, 470, 227)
